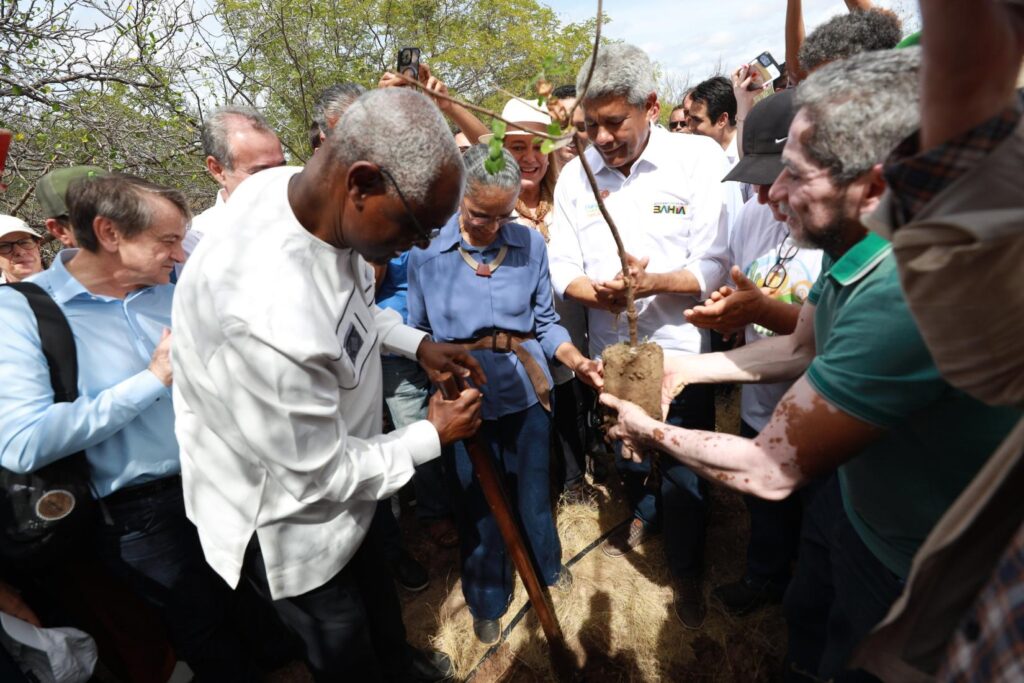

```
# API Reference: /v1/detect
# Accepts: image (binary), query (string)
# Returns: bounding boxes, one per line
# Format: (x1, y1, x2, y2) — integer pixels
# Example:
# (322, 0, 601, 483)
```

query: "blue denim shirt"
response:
(0, 250, 179, 498)
(376, 251, 410, 322)
(408, 215, 570, 419)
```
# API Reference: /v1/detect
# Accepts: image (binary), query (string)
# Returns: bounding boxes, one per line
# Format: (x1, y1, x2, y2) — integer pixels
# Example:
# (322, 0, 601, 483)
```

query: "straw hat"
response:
(478, 97, 551, 143)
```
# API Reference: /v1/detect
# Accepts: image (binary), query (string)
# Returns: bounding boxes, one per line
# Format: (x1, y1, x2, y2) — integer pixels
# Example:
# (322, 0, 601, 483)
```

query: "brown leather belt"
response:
(456, 331, 551, 412)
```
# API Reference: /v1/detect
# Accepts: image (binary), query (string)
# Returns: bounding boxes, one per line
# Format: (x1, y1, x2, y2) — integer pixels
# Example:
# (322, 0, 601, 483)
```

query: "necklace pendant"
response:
(475, 262, 492, 278)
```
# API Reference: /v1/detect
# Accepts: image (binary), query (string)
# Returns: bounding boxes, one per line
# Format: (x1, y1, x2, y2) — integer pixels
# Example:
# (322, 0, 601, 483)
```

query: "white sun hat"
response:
(478, 97, 552, 143)
(0, 214, 44, 242)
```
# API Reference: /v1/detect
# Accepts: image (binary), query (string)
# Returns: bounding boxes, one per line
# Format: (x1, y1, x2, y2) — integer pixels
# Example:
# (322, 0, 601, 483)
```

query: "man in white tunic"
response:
(172, 88, 484, 682)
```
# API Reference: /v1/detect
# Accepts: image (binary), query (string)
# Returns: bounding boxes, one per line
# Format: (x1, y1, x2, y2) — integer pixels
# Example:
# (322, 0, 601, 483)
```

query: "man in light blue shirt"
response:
(0, 173, 292, 680)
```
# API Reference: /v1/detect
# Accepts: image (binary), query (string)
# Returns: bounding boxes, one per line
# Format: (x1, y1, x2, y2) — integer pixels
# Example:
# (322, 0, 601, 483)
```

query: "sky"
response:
(544, 0, 919, 90)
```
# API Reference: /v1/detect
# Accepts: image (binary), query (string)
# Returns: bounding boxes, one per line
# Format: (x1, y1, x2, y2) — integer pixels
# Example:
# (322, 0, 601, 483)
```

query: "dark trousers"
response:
(242, 521, 412, 683)
(783, 476, 904, 681)
(448, 403, 561, 620)
(552, 378, 588, 488)
(97, 482, 291, 682)
(615, 383, 716, 579)
(740, 420, 803, 588)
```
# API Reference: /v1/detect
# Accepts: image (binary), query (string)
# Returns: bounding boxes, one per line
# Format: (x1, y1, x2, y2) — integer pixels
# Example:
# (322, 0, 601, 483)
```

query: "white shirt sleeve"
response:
(682, 146, 736, 298)
(375, 304, 427, 358)
(547, 168, 587, 298)
(201, 321, 439, 506)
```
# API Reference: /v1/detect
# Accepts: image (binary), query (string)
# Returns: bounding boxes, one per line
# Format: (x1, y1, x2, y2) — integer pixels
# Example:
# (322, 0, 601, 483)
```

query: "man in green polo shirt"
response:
(599, 47, 1021, 682)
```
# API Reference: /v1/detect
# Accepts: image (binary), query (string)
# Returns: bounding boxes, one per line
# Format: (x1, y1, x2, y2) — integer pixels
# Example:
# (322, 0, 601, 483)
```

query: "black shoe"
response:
(673, 576, 706, 630)
(712, 575, 784, 616)
(391, 551, 429, 592)
(473, 618, 501, 645)
(561, 482, 597, 506)
(405, 647, 454, 682)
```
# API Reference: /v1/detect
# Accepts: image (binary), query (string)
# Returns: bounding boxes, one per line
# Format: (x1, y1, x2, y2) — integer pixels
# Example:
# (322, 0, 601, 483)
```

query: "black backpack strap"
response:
(4, 282, 79, 403)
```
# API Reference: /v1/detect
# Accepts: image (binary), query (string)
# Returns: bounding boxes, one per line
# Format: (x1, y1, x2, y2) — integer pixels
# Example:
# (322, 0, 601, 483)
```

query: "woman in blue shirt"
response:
(408, 145, 602, 644)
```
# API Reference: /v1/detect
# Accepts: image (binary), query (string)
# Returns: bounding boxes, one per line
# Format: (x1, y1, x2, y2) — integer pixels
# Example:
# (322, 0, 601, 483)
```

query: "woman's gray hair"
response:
(795, 47, 921, 185)
(332, 88, 464, 206)
(314, 83, 367, 136)
(201, 105, 274, 169)
(462, 144, 521, 193)
(576, 43, 656, 108)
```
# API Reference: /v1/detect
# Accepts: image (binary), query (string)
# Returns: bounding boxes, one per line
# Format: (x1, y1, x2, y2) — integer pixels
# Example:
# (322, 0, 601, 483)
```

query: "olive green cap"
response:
(35, 166, 109, 218)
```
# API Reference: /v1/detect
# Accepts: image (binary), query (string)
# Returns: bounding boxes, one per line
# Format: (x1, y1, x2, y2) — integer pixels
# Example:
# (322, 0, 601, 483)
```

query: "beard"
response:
(778, 201, 860, 258)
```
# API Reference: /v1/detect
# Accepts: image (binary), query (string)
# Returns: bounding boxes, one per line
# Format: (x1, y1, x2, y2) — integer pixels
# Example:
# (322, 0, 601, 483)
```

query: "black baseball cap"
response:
(723, 89, 796, 185)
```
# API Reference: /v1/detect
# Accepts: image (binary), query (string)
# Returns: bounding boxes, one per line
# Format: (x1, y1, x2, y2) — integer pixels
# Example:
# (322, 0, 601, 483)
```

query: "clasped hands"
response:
(591, 252, 660, 313)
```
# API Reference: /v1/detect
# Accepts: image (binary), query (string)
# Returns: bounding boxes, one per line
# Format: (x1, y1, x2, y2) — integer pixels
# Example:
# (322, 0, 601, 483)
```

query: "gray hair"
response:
(796, 47, 921, 185)
(800, 9, 903, 73)
(462, 144, 521, 193)
(576, 43, 656, 108)
(67, 174, 191, 253)
(201, 105, 275, 169)
(314, 83, 367, 137)
(332, 88, 464, 205)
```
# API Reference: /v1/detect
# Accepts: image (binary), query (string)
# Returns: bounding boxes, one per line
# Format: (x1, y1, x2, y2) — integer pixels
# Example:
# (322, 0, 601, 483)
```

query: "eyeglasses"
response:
(462, 211, 515, 230)
(378, 168, 440, 246)
(764, 233, 798, 290)
(0, 238, 40, 255)
(668, 121, 687, 131)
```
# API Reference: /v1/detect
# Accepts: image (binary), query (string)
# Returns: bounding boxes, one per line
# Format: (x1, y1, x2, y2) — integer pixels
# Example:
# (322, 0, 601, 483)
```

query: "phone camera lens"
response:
(760, 55, 770, 66)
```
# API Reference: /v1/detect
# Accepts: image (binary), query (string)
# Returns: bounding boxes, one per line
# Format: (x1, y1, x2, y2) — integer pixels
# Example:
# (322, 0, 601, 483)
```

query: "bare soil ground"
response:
(397, 385, 786, 682)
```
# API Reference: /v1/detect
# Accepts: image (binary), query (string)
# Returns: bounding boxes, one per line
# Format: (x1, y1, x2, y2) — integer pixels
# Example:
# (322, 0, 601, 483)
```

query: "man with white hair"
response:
(599, 48, 1020, 680)
(547, 42, 737, 629)
(189, 105, 286, 247)
(172, 88, 485, 681)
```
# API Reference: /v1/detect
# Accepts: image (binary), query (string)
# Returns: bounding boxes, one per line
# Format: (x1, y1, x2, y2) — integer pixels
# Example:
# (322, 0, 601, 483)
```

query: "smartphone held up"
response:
(397, 47, 421, 82)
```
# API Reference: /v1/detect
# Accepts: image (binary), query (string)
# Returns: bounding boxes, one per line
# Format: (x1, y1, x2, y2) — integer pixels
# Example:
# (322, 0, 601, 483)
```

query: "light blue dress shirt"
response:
(408, 215, 571, 420)
(0, 250, 179, 498)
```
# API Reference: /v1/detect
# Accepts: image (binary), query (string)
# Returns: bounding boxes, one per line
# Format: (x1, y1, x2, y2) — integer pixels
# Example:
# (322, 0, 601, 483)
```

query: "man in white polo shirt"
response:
(547, 42, 737, 629)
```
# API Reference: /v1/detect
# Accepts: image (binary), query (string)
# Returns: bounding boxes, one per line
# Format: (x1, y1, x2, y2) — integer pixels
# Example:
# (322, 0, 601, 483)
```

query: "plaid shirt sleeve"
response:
(883, 91, 1024, 224)
(939, 517, 1024, 682)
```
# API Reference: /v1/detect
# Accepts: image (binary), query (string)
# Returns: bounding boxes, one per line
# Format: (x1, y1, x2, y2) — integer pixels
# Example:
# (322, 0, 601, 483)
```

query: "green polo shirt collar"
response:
(827, 232, 893, 287)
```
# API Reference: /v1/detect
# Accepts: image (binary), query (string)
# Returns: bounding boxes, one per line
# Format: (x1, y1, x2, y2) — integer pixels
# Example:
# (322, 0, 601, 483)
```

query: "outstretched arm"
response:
(786, 0, 808, 83)
(602, 375, 882, 500)
(919, 0, 1024, 150)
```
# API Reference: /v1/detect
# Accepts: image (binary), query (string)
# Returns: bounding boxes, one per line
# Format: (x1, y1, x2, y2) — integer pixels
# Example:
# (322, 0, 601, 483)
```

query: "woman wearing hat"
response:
(408, 145, 602, 644)
(483, 98, 597, 504)
(0, 215, 44, 284)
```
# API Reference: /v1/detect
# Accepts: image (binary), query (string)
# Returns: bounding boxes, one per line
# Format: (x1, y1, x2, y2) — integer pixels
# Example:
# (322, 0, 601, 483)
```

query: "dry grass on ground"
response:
(398, 386, 786, 681)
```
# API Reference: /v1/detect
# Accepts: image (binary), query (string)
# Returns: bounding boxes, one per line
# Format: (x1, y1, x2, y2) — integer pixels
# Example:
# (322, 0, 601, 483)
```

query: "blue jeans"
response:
(447, 403, 561, 620)
(740, 420, 803, 588)
(783, 476, 904, 681)
(96, 481, 293, 681)
(381, 356, 449, 520)
(615, 383, 715, 579)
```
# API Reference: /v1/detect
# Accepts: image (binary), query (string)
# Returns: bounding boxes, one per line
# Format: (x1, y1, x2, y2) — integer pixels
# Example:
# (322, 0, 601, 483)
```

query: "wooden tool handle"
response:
(435, 373, 576, 678)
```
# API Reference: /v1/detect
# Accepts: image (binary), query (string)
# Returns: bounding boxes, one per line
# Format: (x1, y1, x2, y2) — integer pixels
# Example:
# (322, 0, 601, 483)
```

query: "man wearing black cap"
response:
(685, 90, 823, 617)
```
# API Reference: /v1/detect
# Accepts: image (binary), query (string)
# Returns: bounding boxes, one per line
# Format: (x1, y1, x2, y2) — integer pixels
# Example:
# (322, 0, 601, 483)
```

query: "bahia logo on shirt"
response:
(652, 202, 687, 215)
